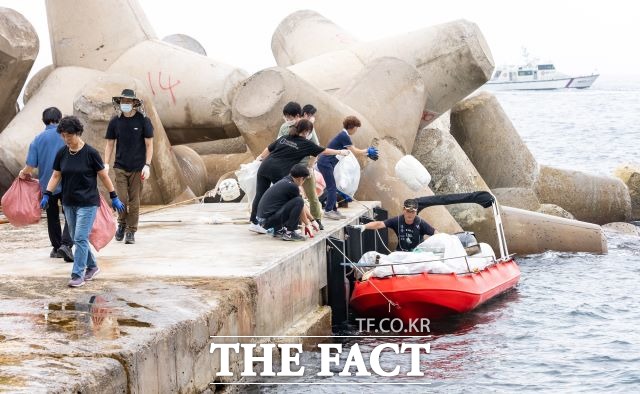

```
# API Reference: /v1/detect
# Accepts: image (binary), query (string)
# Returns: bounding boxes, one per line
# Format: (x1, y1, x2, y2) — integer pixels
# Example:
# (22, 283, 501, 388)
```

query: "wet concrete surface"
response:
(0, 202, 375, 392)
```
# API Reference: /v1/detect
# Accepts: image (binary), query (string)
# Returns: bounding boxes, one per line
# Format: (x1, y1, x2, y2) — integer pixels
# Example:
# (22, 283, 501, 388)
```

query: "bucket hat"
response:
(112, 89, 141, 105)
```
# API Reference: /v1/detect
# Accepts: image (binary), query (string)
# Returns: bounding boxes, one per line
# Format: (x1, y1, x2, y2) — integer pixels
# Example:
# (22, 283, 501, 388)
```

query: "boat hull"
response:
(485, 74, 599, 91)
(350, 259, 521, 322)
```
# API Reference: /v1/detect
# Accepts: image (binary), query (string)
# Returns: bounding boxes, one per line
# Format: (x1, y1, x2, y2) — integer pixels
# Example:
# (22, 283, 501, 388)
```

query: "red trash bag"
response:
(314, 169, 326, 196)
(89, 195, 116, 251)
(1, 177, 42, 227)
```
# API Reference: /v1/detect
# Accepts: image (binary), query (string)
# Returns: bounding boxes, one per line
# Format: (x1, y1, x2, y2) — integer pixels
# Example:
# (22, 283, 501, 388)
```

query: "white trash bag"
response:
(218, 178, 241, 201)
(235, 160, 260, 204)
(395, 155, 431, 191)
(334, 154, 360, 197)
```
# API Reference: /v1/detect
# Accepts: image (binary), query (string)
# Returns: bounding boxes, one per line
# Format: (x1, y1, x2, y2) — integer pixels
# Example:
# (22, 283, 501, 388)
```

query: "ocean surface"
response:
(254, 77, 640, 393)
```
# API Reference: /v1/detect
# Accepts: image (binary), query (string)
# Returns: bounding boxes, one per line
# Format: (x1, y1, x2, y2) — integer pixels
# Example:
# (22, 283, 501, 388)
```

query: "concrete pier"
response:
(0, 202, 376, 392)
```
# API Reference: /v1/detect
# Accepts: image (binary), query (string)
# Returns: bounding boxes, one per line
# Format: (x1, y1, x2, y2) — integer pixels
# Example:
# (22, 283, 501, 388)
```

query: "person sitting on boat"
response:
(353, 199, 437, 251)
(256, 164, 311, 242)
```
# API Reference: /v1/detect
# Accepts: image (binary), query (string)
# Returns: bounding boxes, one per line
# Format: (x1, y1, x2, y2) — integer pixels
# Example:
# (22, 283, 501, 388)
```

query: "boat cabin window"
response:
(537, 64, 555, 70)
(518, 70, 534, 76)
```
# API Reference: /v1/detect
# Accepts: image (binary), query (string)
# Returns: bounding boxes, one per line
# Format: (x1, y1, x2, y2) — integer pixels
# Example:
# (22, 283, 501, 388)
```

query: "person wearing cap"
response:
(256, 164, 310, 242)
(103, 89, 154, 245)
(317, 115, 379, 221)
(276, 102, 324, 230)
(353, 199, 437, 252)
(19, 107, 74, 262)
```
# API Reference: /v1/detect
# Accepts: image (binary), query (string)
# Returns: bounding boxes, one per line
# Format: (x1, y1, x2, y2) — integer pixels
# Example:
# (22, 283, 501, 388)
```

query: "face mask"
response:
(309, 115, 316, 124)
(120, 103, 133, 113)
(306, 131, 313, 140)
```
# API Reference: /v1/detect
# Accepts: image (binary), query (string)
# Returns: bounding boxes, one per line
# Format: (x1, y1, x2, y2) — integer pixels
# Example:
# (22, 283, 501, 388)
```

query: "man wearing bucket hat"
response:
(103, 89, 154, 245)
(353, 199, 437, 251)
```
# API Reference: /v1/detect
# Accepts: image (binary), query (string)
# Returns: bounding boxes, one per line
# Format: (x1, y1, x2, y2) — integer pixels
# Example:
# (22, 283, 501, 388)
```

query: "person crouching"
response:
(256, 164, 310, 242)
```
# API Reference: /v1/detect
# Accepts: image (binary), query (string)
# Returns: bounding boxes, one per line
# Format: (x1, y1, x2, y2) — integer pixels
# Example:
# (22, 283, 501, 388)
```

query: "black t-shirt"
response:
(257, 176, 300, 219)
(105, 112, 154, 171)
(53, 144, 105, 207)
(259, 136, 325, 180)
(384, 215, 436, 251)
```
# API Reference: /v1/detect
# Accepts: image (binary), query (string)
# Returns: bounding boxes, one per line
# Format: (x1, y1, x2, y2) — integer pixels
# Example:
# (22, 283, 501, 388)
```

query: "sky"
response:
(3, 0, 640, 86)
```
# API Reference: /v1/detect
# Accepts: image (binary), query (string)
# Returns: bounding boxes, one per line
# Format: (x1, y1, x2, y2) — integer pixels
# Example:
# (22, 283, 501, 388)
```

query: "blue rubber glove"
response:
(111, 195, 125, 213)
(40, 193, 50, 210)
(366, 146, 379, 161)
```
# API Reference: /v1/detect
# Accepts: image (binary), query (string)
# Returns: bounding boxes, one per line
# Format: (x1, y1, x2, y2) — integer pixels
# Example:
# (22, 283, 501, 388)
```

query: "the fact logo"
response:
(210, 338, 431, 378)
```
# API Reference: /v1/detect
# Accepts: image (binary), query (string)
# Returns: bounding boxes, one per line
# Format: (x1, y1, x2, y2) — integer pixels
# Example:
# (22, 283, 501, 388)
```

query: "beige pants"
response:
(115, 168, 143, 232)
(302, 170, 322, 220)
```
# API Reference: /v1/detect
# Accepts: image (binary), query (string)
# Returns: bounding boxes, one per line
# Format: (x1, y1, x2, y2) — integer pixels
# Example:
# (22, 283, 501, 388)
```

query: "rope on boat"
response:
(326, 237, 400, 311)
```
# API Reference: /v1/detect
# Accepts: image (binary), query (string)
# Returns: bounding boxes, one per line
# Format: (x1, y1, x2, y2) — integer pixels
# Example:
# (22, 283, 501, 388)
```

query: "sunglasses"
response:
(404, 207, 417, 212)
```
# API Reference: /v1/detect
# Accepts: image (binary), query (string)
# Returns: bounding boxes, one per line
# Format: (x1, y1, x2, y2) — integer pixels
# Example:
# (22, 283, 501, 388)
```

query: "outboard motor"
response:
(455, 231, 481, 256)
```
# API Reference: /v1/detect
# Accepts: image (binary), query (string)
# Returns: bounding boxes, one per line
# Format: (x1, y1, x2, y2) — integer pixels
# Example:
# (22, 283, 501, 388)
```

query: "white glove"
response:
(103, 163, 110, 172)
(141, 164, 150, 180)
(353, 224, 366, 233)
(339, 149, 351, 156)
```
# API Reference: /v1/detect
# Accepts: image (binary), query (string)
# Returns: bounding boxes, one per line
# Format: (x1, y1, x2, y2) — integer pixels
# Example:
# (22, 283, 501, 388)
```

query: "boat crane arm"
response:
(413, 191, 510, 260)
(413, 191, 495, 213)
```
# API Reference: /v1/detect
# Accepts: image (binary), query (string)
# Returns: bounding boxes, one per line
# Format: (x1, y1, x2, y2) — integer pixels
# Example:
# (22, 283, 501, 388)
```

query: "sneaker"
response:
(57, 245, 74, 262)
(271, 227, 286, 238)
(115, 224, 125, 241)
(68, 275, 85, 287)
(50, 247, 59, 258)
(124, 231, 135, 244)
(248, 222, 268, 234)
(282, 230, 306, 241)
(84, 266, 100, 281)
(324, 210, 342, 220)
(336, 210, 347, 219)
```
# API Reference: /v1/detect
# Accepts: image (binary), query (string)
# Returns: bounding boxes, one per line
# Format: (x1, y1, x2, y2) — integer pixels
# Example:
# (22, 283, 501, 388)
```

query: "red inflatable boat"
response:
(350, 192, 521, 322)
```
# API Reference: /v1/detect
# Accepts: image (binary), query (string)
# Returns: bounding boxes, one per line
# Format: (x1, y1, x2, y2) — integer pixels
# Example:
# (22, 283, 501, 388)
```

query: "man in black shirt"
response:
(354, 199, 437, 251)
(256, 164, 310, 241)
(104, 89, 154, 245)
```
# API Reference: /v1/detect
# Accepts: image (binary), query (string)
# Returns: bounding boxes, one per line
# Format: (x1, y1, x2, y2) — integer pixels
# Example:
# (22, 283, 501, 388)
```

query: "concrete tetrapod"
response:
(411, 114, 607, 254)
(335, 57, 427, 154)
(359, 140, 464, 238)
(613, 164, 640, 221)
(171, 145, 208, 198)
(232, 66, 379, 155)
(283, 17, 494, 127)
(232, 67, 463, 234)
(46, 0, 155, 70)
(0, 7, 39, 131)
(73, 73, 195, 204)
(200, 151, 253, 192)
(271, 9, 358, 67)
(468, 206, 608, 255)
(162, 34, 207, 56)
(534, 165, 631, 224)
(450, 91, 539, 189)
(22, 65, 54, 105)
(186, 137, 248, 155)
(107, 40, 248, 144)
(0, 66, 103, 195)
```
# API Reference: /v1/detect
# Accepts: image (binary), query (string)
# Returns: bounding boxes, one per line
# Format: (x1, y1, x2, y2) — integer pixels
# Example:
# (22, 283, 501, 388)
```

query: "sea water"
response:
(255, 77, 640, 393)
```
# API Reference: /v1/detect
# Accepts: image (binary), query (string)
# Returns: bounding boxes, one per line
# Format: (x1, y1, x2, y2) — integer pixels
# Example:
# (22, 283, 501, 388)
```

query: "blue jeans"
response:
(63, 205, 98, 278)
(317, 162, 337, 212)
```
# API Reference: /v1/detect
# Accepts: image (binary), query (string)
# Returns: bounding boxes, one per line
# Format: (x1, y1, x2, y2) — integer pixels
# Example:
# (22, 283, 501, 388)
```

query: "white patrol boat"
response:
(486, 62, 599, 91)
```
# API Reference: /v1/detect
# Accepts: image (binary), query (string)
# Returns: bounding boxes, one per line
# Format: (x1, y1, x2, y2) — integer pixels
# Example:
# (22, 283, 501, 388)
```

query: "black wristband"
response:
(43, 190, 53, 197)
(145, 163, 151, 167)
(109, 191, 117, 199)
